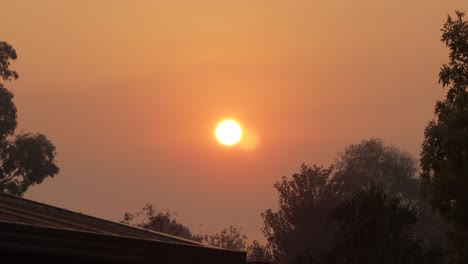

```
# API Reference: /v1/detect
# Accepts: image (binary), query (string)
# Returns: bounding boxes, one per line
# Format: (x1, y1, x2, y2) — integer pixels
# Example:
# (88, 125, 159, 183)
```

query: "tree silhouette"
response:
(0, 41, 58, 196)
(420, 11, 468, 263)
(324, 185, 431, 264)
(122, 203, 203, 241)
(333, 139, 419, 199)
(247, 240, 273, 263)
(202, 226, 247, 251)
(260, 139, 443, 264)
(122, 203, 248, 251)
(261, 164, 338, 264)
(0, 42, 19, 82)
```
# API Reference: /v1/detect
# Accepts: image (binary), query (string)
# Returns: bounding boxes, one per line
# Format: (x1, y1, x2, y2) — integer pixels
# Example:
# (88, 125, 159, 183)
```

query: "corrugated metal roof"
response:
(0, 192, 205, 246)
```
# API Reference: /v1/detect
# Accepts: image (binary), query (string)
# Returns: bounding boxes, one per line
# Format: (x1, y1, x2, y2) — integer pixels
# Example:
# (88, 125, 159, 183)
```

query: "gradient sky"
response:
(3, 1, 468, 243)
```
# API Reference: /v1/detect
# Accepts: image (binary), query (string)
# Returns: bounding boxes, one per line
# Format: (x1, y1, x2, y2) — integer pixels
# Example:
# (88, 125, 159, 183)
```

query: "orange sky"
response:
(3, 1, 468, 243)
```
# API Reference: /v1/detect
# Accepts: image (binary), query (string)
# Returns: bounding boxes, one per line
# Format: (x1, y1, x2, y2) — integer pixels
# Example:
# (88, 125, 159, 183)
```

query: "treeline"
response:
(121, 203, 247, 250)
(123, 139, 447, 263)
(1, 10, 468, 264)
(252, 139, 446, 264)
(246, 11, 468, 264)
(122, 11, 468, 264)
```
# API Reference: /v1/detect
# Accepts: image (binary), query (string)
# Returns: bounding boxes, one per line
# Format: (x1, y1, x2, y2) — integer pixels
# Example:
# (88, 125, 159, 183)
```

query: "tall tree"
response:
(261, 164, 338, 264)
(325, 185, 432, 264)
(261, 139, 436, 264)
(336, 139, 448, 249)
(0, 41, 59, 196)
(420, 11, 468, 263)
(334, 139, 418, 199)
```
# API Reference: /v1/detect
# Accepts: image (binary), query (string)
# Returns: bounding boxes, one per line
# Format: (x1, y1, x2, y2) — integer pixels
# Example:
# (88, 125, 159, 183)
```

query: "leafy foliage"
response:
(334, 139, 418, 199)
(260, 139, 438, 264)
(122, 203, 248, 251)
(336, 140, 448, 250)
(0, 41, 18, 82)
(0, 133, 59, 195)
(122, 203, 202, 241)
(261, 164, 338, 264)
(201, 225, 247, 251)
(247, 240, 273, 263)
(0, 42, 59, 196)
(325, 185, 435, 264)
(420, 11, 468, 263)
(0, 84, 16, 140)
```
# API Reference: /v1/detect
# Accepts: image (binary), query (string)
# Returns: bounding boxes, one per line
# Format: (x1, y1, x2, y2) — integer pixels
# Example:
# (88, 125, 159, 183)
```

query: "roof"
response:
(0, 192, 246, 264)
(0, 192, 201, 245)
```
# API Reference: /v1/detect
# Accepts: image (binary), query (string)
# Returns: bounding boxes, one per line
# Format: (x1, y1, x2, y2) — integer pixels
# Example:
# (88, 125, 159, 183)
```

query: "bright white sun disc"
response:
(215, 120, 242, 146)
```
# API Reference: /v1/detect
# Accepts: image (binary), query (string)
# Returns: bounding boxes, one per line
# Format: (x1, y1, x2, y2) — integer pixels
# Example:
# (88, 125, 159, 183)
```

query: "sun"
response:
(215, 120, 243, 146)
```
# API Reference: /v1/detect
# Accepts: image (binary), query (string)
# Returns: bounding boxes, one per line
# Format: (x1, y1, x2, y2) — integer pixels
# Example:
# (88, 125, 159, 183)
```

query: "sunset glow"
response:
(4, 0, 468, 249)
(215, 120, 242, 146)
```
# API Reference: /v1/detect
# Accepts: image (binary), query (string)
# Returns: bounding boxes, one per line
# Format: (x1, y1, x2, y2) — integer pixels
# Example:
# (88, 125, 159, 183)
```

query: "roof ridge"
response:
(0, 192, 210, 247)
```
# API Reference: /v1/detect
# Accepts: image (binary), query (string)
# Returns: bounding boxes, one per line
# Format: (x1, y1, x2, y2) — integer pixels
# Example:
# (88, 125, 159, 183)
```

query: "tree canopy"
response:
(0, 41, 18, 82)
(0, 41, 59, 196)
(334, 139, 418, 199)
(201, 225, 247, 251)
(122, 203, 247, 251)
(420, 11, 468, 262)
(325, 185, 437, 264)
(122, 203, 202, 241)
(247, 240, 273, 263)
(259, 139, 434, 264)
(261, 164, 337, 264)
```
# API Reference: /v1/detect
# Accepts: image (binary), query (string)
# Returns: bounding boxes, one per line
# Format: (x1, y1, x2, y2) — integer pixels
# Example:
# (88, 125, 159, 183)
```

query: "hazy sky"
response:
(3, 1, 468, 243)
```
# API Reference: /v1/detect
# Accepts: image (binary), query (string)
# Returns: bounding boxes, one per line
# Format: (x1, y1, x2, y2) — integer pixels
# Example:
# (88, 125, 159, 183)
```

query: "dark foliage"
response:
(325, 185, 441, 264)
(247, 240, 274, 263)
(0, 41, 18, 82)
(0, 42, 58, 196)
(122, 203, 202, 241)
(420, 11, 468, 263)
(261, 139, 445, 264)
(122, 203, 248, 251)
(202, 225, 247, 251)
(333, 139, 418, 200)
(261, 164, 338, 264)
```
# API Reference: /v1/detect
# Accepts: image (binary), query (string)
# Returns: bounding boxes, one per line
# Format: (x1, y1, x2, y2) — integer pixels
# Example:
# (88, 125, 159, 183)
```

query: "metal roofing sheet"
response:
(0, 192, 205, 247)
